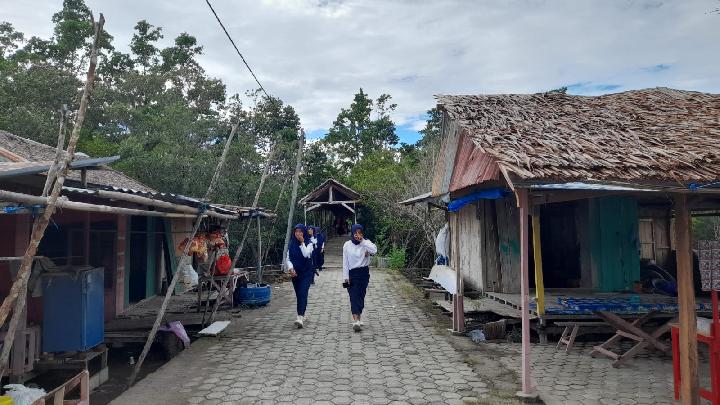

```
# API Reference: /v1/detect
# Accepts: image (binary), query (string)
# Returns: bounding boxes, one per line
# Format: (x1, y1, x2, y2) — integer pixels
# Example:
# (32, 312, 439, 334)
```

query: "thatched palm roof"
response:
(436, 88, 720, 185)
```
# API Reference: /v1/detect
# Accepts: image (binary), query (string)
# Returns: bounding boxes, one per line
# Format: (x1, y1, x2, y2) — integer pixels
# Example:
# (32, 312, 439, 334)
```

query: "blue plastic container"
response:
(42, 267, 104, 352)
(237, 283, 272, 306)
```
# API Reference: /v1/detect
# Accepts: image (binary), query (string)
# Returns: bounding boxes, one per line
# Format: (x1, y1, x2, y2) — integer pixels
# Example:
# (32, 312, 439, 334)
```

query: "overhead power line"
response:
(204, 0, 274, 103)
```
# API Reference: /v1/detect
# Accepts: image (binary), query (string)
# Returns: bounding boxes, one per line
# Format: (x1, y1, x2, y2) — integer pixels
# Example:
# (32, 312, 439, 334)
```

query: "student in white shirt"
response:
(343, 223, 377, 331)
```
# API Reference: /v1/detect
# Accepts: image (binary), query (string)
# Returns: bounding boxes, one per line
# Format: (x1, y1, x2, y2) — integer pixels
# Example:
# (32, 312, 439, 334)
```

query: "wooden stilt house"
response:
(410, 88, 720, 400)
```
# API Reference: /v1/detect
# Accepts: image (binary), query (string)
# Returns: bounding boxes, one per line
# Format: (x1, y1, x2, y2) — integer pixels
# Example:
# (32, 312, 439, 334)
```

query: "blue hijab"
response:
(350, 223, 364, 245)
(314, 226, 325, 245)
(289, 223, 311, 270)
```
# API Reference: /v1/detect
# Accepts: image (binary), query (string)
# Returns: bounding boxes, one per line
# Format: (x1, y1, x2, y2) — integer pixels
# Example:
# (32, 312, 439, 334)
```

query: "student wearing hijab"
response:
(342, 224, 377, 331)
(287, 223, 314, 328)
(310, 226, 326, 272)
(307, 226, 320, 285)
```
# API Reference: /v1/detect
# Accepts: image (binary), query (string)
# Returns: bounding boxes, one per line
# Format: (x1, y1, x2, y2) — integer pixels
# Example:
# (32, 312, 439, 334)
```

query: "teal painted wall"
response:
(589, 196, 641, 292)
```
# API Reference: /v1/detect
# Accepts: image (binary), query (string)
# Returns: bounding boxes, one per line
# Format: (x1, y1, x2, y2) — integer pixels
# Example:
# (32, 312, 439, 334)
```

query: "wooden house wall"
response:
(455, 198, 520, 294)
(456, 204, 483, 290)
(637, 206, 672, 269)
(478, 200, 500, 291)
(449, 133, 500, 192)
(495, 197, 521, 293)
(432, 112, 461, 197)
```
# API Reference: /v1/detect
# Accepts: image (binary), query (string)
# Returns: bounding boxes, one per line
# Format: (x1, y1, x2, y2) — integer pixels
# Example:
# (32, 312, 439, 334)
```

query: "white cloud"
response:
(1, 0, 719, 135)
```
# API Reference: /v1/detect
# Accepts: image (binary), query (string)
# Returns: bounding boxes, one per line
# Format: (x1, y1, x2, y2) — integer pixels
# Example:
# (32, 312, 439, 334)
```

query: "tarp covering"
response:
(429, 265, 457, 295)
(447, 188, 509, 212)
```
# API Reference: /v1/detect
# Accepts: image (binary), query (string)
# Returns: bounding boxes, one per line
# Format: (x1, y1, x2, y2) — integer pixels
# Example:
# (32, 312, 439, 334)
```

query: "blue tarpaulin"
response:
(447, 188, 510, 212)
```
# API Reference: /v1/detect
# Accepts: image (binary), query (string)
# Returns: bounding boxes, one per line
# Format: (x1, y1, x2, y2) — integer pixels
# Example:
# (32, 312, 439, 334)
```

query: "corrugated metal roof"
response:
(0, 156, 120, 178)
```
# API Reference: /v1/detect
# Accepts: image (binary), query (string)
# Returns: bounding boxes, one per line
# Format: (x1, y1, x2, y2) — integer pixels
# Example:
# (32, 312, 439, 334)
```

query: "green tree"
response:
(324, 88, 398, 171)
(130, 20, 162, 72)
(0, 22, 23, 61)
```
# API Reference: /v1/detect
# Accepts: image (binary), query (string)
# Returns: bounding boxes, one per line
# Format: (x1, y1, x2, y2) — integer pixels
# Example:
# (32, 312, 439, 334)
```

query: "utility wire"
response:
(204, 0, 274, 103)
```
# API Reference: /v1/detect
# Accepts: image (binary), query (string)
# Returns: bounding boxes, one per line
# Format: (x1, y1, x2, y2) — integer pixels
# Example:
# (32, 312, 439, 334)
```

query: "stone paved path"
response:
(112, 239, 493, 404)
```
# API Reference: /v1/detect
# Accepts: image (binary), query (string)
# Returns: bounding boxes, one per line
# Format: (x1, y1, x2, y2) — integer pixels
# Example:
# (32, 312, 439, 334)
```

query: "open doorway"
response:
(529, 201, 582, 288)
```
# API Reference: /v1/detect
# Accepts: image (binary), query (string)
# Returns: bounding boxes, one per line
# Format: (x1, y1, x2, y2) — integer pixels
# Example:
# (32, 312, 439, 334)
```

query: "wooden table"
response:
(590, 311, 676, 367)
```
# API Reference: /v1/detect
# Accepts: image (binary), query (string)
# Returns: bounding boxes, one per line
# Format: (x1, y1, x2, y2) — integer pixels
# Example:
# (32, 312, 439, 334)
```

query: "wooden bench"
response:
(555, 321, 608, 352)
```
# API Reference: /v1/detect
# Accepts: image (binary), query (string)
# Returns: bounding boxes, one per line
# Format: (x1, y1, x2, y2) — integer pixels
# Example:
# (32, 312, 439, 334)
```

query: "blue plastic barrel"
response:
(237, 283, 272, 306)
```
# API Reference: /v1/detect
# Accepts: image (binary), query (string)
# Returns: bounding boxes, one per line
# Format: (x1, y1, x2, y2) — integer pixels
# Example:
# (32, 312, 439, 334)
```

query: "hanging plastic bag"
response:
(159, 321, 191, 348)
(179, 262, 198, 289)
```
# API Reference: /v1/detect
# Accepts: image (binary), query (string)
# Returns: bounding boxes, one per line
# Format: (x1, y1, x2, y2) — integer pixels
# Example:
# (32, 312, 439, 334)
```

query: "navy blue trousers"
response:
(292, 271, 313, 316)
(348, 266, 370, 315)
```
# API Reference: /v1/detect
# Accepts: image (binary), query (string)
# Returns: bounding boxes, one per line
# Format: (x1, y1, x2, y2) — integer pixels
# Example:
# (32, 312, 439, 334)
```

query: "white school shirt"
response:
(310, 236, 325, 250)
(342, 239, 378, 280)
(286, 243, 314, 271)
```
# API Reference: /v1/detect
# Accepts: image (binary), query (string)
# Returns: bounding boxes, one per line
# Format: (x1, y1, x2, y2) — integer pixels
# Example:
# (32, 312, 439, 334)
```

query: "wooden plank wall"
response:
(457, 203, 483, 290)
(637, 206, 672, 269)
(496, 196, 521, 293)
(432, 112, 461, 196)
(478, 200, 501, 292)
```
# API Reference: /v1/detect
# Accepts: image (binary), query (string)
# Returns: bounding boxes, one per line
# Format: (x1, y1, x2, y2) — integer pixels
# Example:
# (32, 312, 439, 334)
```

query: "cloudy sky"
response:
(2, 0, 719, 143)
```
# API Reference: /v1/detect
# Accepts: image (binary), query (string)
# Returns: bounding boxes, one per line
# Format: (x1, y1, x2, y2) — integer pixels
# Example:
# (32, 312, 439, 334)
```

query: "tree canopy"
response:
(0, 0, 442, 268)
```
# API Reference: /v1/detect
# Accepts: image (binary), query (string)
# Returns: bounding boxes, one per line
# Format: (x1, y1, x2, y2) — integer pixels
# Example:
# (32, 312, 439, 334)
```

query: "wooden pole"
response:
(674, 193, 700, 405)
(261, 177, 289, 264)
(229, 146, 276, 271)
(451, 212, 464, 333)
(0, 14, 105, 379)
(257, 214, 263, 283)
(62, 187, 237, 219)
(43, 105, 68, 197)
(204, 122, 239, 201)
(516, 188, 536, 399)
(282, 130, 305, 271)
(0, 189, 235, 220)
(532, 212, 545, 316)
(127, 213, 204, 386)
(129, 111, 244, 387)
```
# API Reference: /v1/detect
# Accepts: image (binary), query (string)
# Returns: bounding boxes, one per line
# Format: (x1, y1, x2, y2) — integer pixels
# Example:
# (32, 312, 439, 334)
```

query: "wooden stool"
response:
(555, 321, 607, 353)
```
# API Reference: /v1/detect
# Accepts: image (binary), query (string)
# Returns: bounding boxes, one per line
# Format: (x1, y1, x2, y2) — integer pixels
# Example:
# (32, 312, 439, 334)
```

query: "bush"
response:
(387, 247, 406, 270)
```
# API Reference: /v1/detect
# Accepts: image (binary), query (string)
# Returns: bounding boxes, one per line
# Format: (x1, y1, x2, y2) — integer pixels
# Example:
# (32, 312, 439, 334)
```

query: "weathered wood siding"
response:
(478, 200, 501, 292)
(449, 132, 500, 193)
(495, 197, 521, 293)
(450, 197, 520, 294)
(432, 112, 461, 197)
(638, 206, 672, 269)
(457, 203, 484, 290)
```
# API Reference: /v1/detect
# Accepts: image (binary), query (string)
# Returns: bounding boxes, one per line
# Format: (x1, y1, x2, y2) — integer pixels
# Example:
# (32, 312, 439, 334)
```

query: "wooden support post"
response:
(451, 212, 464, 334)
(532, 211, 545, 316)
(282, 130, 305, 271)
(129, 109, 242, 387)
(516, 189, 536, 399)
(0, 14, 105, 379)
(674, 193, 700, 405)
(80, 169, 88, 188)
(83, 212, 91, 266)
(257, 214, 262, 283)
(229, 146, 276, 271)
